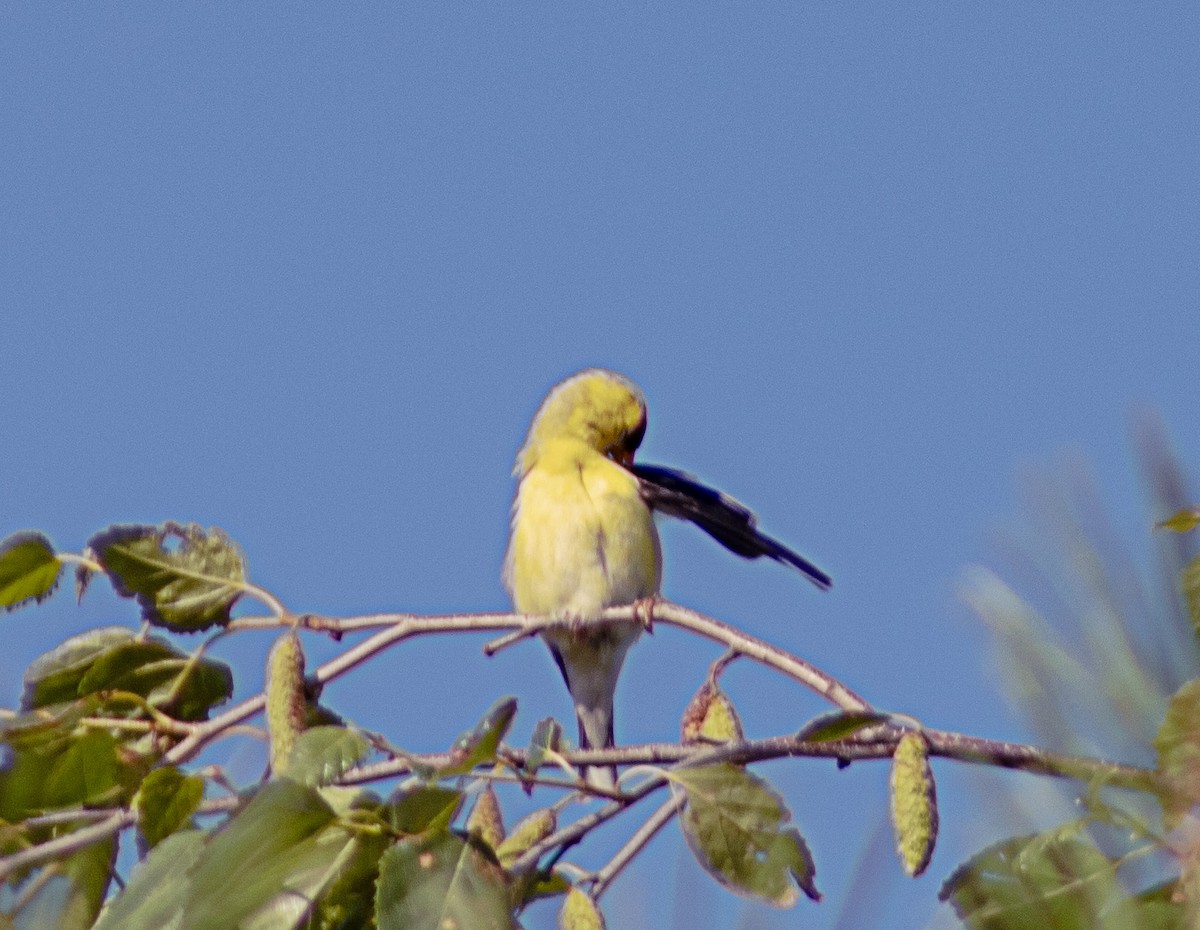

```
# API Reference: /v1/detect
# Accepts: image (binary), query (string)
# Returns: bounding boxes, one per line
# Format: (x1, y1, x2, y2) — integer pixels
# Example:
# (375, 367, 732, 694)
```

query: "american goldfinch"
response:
(503, 369, 829, 789)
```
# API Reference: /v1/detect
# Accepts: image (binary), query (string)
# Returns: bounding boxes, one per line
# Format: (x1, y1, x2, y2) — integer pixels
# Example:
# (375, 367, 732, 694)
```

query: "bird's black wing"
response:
(630, 463, 832, 590)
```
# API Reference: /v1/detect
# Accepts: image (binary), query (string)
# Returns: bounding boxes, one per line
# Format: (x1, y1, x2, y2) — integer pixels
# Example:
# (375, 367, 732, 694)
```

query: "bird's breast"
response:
(505, 456, 662, 618)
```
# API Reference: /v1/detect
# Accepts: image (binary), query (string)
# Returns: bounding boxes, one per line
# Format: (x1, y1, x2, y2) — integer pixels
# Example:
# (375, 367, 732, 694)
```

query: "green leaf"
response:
(439, 697, 518, 776)
(286, 726, 370, 787)
(238, 826, 362, 930)
(1, 698, 95, 749)
(88, 522, 248, 632)
(510, 868, 570, 908)
(495, 808, 556, 868)
(91, 830, 205, 930)
(135, 766, 205, 850)
(1129, 881, 1188, 930)
(681, 682, 744, 744)
(795, 710, 890, 743)
(938, 828, 1141, 930)
(466, 785, 505, 851)
(698, 691, 743, 743)
(22, 629, 233, 721)
(675, 763, 820, 906)
(889, 732, 938, 877)
(494, 806, 554, 873)
(178, 778, 340, 930)
(1182, 555, 1200, 640)
(1156, 507, 1200, 533)
(308, 831, 395, 930)
(63, 834, 119, 930)
(78, 639, 234, 721)
(44, 730, 126, 808)
(0, 733, 60, 820)
(135, 656, 234, 722)
(389, 786, 464, 835)
(13, 835, 117, 930)
(375, 831, 515, 930)
(77, 639, 180, 693)
(1154, 678, 1200, 829)
(0, 698, 135, 819)
(558, 888, 607, 930)
(315, 784, 382, 819)
(0, 531, 61, 611)
(525, 716, 563, 776)
(21, 627, 136, 710)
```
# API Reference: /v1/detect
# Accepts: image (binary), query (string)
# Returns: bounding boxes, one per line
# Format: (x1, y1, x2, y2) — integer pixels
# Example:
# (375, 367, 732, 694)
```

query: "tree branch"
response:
(506, 775, 668, 875)
(3, 599, 1167, 893)
(591, 794, 684, 899)
(166, 610, 524, 764)
(0, 810, 135, 883)
(198, 601, 1160, 797)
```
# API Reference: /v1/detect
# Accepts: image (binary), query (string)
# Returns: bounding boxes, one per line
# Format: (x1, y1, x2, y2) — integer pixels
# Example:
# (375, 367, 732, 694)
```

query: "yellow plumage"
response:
(504, 368, 831, 790)
(503, 370, 660, 789)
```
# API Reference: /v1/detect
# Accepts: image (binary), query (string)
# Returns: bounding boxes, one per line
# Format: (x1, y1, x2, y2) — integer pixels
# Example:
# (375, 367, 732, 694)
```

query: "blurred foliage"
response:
(954, 415, 1200, 927)
(964, 419, 1199, 762)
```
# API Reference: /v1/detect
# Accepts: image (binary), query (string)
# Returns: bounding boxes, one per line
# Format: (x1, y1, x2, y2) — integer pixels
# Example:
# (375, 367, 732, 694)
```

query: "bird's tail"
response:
(545, 625, 640, 792)
(575, 701, 618, 792)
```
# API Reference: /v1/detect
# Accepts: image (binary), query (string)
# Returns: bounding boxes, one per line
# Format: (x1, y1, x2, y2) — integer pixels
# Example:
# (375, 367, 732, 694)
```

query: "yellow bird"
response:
(503, 369, 829, 789)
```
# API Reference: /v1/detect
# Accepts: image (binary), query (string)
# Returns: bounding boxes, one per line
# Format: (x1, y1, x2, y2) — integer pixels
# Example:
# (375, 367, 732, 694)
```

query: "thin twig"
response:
(708, 648, 740, 684)
(345, 725, 1162, 799)
(56, 552, 103, 574)
(482, 627, 536, 655)
(18, 808, 122, 829)
(507, 774, 668, 874)
(81, 716, 194, 736)
(592, 794, 684, 899)
(226, 610, 520, 634)
(649, 602, 870, 711)
(226, 601, 870, 711)
(8, 860, 62, 914)
(0, 810, 135, 883)
(165, 610, 522, 764)
(241, 581, 289, 620)
(176, 598, 864, 765)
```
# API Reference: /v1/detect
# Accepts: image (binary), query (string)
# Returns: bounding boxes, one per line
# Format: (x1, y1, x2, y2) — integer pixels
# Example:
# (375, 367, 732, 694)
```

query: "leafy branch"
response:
(2, 514, 1199, 929)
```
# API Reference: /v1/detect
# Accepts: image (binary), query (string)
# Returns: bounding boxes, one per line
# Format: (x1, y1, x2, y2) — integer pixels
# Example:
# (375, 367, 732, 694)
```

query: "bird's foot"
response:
(631, 595, 658, 632)
(563, 611, 586, 635)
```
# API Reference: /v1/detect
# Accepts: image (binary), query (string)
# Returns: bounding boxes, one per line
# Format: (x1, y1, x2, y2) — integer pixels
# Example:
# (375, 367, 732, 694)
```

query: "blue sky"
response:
(3, 5, 1198, 927)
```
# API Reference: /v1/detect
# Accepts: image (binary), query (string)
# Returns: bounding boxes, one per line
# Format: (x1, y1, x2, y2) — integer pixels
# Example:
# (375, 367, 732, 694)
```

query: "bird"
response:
(502, 368, 830, 790)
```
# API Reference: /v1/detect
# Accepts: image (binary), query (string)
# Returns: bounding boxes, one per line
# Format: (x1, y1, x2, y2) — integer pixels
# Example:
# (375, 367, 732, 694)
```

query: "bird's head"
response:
(517, 368, 648, 474)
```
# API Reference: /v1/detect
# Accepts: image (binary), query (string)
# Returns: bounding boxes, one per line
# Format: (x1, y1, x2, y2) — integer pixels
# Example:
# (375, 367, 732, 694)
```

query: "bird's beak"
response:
(612, 447, 635, 469)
